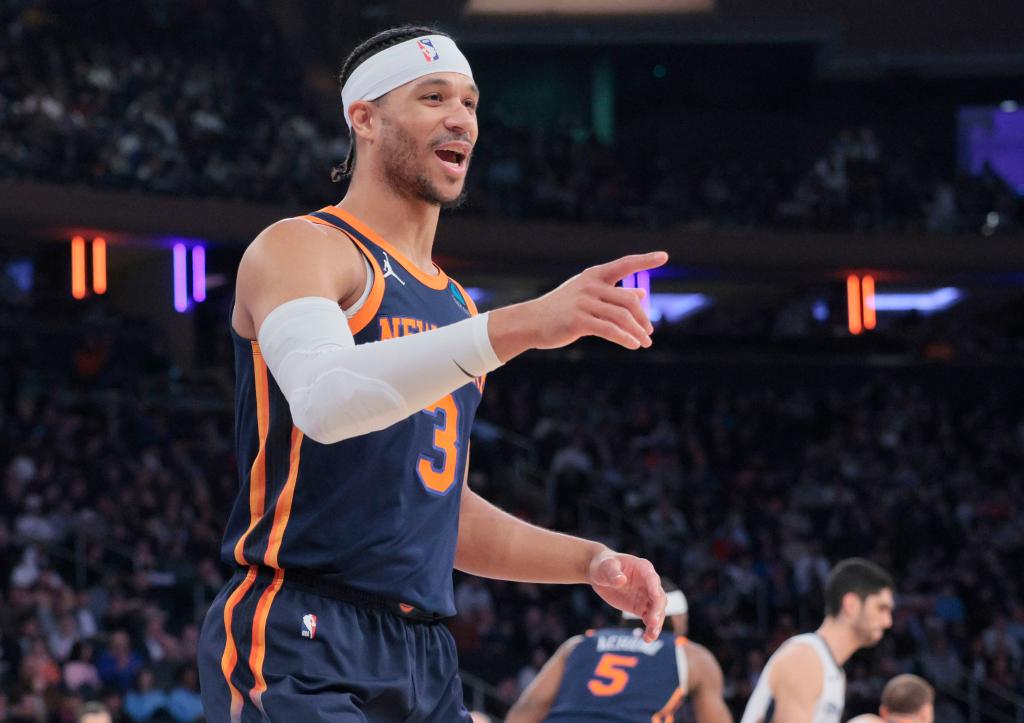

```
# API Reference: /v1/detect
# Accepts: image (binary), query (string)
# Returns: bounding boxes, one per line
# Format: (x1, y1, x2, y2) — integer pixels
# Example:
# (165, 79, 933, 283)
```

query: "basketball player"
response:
(741, 558, 894, 723)
(847, 675, 934, 723)
(197, 25, 669, 723)
(506, 580, 732, 722)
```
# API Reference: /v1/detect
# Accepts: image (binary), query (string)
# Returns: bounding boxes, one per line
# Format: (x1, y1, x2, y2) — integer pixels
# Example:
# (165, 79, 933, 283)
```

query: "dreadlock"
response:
(331, 25, 452, 183)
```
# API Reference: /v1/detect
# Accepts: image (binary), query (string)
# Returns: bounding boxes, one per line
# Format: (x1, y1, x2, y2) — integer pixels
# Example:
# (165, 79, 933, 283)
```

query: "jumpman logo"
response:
(381, 252, 405, 285)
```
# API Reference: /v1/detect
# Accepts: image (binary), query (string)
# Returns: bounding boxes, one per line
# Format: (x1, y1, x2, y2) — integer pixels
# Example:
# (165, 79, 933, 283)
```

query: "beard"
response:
(853, 617, 884, 647)
(378, 119, 468, 210)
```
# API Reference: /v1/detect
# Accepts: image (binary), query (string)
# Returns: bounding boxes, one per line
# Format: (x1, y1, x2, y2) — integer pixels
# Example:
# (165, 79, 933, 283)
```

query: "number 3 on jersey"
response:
(417, 394, 460, 495)
(588, 653, 639, 697)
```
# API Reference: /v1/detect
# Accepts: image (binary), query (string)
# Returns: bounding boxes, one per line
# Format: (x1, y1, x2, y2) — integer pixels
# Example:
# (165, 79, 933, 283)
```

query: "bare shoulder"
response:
(685, 641, 725, 691)
(685, 640, 718, 664)
(233, 216, 365, 338)
(556, 634, 586, 658)
(240, 217, 360, 280)
(769, 641, 824, 699)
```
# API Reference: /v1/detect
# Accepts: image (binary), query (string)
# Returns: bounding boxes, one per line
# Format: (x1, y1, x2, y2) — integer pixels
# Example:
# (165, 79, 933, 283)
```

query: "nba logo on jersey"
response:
(417, 38, 439, 62)
(301, 613, 317, 639)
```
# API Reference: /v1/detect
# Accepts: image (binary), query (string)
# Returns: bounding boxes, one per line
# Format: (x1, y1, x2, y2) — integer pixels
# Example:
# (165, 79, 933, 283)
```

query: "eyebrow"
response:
(412, 77, 480, 97)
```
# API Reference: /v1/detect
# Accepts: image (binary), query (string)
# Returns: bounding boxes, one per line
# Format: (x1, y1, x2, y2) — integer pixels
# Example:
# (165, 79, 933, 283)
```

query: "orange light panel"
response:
(71, 236, 87, 299)
(847, 274, 862, 335)
(861, 275, 876, 330)
(92, 237, 107, 294)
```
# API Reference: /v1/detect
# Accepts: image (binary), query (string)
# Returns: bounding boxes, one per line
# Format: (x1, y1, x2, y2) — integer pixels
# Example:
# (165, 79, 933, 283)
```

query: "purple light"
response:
(191, 246, 206, 302)
(636, 270, 651, 314)
(648, 293, 710, 322)
(173, 243, 188, 312)
(873, 287, 962, 314)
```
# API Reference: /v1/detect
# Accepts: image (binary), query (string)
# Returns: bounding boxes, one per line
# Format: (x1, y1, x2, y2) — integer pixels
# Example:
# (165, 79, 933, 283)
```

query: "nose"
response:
(444, 104, 475, 137)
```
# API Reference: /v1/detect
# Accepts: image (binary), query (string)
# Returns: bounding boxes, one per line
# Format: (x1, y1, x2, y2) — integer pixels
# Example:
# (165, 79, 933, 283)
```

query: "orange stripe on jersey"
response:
(449, 278, 487, 393)
(651, 686, 686, 723)
(233, 345, 270, 565)
(220, 567, 258, 723)
(263, 426, 304, 569)
(248, 567, 285, 712)
(315, 206, 450, 290)
(675, 635, 689, 647)
(299, 214, 385, 335)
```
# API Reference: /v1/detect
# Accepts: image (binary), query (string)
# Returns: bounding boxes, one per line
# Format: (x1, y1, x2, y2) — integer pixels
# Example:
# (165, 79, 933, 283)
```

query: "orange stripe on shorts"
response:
(220, 567, 258, 723)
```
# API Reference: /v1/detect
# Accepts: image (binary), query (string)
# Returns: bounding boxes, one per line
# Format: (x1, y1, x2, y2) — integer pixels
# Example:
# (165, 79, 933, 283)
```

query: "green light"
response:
(652, 65, 667, 79)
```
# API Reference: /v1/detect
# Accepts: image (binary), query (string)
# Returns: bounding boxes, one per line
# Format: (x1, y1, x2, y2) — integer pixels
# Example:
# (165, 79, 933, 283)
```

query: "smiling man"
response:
(196, 26, 669, 723)
(741, 558, 895, 723)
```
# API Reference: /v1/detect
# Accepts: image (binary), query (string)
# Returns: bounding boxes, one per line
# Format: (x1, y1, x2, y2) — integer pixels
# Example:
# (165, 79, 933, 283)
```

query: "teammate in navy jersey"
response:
(197, 24, 669, 723)
(507, 580, 732, 723)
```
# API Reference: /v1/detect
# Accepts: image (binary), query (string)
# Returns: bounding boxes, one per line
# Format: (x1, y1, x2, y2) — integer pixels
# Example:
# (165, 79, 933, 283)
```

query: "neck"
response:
(338, 172, 441, 274)
(816, 617, 861, 666)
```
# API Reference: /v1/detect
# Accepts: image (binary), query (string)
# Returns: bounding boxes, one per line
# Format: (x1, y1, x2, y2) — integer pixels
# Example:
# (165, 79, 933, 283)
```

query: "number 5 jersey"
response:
(547, 628, 691, 722)
(221, 206, 484, 619)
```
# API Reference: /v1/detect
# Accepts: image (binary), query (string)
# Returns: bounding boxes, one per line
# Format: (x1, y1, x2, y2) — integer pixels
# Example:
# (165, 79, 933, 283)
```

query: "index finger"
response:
(592, 252, 669, 284)
(642, 570, 667, 642)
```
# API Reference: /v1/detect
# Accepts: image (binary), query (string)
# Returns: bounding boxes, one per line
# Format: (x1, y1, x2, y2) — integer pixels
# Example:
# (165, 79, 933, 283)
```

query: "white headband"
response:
(623, 590, 688, 620)
(341, 35, 474, 130)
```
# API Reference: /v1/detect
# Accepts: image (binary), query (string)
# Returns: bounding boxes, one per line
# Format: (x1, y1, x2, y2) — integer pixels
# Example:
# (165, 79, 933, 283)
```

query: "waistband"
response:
(236, 566, 447, 623)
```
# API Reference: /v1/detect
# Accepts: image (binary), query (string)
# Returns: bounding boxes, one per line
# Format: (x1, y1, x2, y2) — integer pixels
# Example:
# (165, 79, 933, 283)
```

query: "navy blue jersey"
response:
(546, 628, 689, 723)
(220, 205, 484, 618)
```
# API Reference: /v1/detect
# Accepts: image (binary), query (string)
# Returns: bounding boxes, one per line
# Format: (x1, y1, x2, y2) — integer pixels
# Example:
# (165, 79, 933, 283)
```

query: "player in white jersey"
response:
(847, 674, 934, 723)
(741, 558, 894, 723)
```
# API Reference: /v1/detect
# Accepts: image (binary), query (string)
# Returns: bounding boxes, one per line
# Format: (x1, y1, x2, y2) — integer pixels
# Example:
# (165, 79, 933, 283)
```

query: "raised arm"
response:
(506, 636, 584, 723)
(235, 221, 668, 445)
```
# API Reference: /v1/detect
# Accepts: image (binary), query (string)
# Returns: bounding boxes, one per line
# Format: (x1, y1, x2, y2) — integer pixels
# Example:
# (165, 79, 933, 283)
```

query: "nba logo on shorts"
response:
(301, 613, 317, 639)
(417, 38, 439, 62)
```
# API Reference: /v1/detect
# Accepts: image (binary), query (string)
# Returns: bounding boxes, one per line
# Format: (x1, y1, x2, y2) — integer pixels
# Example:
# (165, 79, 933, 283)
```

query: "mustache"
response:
(429, 134, 473, 149)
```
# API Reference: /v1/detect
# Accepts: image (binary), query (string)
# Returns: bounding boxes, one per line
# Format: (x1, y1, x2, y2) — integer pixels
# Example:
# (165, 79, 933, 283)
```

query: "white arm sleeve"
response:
(256, 296, 503, 445)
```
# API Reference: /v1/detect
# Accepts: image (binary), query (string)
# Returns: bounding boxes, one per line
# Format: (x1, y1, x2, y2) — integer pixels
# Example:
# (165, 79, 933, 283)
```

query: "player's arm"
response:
(505, 636, 585, 723)
(686, 643, 733, 723)
(238, 222, 666, 445)
(761, 644, 823, 723)
(456, 484, 666, 642)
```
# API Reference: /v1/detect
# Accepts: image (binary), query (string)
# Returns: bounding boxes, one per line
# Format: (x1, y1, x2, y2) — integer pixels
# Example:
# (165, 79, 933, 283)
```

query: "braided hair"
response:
(331, 25, 451, 182)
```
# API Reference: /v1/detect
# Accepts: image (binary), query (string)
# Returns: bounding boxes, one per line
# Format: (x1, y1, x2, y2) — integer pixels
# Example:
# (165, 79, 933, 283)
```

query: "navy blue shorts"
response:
(198, 568, 471, 722)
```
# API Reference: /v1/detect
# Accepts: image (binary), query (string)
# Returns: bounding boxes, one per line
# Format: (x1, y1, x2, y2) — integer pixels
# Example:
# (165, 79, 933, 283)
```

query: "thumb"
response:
(592, 554, 628, 588)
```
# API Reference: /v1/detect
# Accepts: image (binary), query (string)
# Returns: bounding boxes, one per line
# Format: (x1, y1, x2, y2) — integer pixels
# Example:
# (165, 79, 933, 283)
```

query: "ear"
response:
(348, 100, 377, 142)
(841, 591, 862, 618)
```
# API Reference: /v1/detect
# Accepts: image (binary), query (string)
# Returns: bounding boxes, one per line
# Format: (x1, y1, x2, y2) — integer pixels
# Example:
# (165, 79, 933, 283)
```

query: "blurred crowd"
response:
(1, 297, 1023, 721)
(0, 0, 344, 205)
(463, 363, 1024, 718)
(3, 1, 1021, 234)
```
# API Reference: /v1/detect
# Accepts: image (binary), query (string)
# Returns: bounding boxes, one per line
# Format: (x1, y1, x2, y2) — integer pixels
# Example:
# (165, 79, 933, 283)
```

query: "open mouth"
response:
(434, 148, 467, 172)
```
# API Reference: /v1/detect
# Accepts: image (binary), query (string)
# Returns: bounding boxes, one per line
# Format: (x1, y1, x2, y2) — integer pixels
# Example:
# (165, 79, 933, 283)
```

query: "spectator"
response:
(64, 641, 101, 695)
(166, 665, 203, 722)
(124, 667, 167, 722)
(96, 630, 142, 693)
